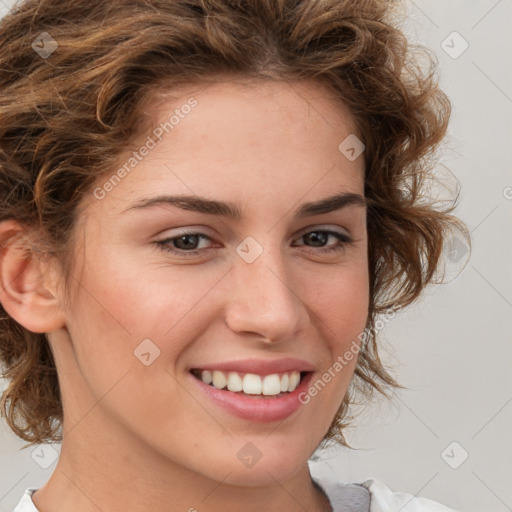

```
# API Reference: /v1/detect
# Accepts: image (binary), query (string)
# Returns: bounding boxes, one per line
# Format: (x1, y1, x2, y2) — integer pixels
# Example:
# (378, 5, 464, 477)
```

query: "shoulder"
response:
(12, 488, 39, 512)
(360, 478, 459, 512)
(315, 477, 459, 512)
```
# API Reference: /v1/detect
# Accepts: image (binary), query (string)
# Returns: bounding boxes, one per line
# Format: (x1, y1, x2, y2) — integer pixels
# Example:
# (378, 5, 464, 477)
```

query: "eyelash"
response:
(153, 229, 354, 258)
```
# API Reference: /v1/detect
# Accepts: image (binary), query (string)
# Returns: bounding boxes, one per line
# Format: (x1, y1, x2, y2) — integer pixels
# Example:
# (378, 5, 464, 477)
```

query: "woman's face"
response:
(52, 79, 368, 486)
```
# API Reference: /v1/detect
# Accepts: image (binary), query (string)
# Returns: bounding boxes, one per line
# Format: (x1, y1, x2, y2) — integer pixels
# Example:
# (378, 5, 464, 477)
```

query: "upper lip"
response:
(190, 357, 315, 376)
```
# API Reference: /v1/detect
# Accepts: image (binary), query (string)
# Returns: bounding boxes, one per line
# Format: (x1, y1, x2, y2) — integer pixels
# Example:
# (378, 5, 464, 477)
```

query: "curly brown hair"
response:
(0, 0, 468, 448)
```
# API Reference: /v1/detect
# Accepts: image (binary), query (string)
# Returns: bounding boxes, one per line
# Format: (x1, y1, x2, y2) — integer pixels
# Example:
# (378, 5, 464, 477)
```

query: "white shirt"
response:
(12, 478, 458, 512)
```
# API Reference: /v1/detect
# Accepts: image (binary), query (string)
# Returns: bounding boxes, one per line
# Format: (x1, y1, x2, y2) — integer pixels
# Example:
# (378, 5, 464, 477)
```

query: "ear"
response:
(0, 220, 66, 333)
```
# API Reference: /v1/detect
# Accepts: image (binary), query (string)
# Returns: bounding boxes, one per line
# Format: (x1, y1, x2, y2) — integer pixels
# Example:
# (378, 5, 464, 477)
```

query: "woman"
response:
(0, 0, 467, 510)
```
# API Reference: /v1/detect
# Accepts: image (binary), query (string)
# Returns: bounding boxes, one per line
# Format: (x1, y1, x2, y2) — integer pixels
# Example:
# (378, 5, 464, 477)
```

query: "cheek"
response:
(98, 255, 220, 338)
(310, 261, 369, 348)
(59, 257, 151, 385)
(63, 251, 219, 394)
(300, 262, 368, 407)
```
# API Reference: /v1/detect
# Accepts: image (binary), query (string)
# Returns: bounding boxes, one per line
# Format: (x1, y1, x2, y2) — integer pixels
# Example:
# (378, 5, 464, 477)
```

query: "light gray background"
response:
(1, 1, 511, 511)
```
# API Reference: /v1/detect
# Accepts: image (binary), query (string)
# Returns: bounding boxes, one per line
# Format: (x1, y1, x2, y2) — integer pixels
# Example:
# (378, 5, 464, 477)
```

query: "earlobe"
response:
(0, 220, 66, 333)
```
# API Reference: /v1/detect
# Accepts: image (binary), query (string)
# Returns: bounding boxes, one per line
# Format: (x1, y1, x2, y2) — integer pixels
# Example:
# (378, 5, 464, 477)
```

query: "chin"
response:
(207, 440, 311, 487)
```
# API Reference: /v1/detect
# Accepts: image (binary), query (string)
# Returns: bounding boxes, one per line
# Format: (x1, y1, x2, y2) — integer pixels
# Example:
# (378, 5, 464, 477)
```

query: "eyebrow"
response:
(122, 191, 366, 220)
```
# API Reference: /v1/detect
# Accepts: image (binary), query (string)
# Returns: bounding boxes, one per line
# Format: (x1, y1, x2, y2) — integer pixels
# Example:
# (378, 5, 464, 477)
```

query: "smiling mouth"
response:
(190, 369, 309, 398)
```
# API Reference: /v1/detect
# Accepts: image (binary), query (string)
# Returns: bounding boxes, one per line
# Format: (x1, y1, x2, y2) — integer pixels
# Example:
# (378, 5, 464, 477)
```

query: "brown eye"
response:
(154, 231, 215, 257)
(173, 234, 202, 251)
(294, 230, 353, 254)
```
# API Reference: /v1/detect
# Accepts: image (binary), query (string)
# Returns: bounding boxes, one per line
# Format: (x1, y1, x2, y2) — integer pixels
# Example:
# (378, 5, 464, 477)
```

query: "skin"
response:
(0, 78, 368, 512)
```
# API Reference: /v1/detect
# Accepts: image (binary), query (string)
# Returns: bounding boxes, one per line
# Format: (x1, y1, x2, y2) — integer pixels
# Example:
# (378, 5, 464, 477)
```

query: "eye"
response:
(153, 228, 354, 258)
(292, 229, 354, 254)
(154, 231, 214, 257)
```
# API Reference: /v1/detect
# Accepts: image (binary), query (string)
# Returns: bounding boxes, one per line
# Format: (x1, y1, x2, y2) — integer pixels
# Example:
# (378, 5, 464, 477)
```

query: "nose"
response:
(224, 244, 309, 344)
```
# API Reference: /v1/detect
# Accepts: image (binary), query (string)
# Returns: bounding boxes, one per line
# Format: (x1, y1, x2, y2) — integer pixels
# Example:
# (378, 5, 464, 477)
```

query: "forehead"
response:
(143, 77, 360, 144)
(81, 78, 366, 219)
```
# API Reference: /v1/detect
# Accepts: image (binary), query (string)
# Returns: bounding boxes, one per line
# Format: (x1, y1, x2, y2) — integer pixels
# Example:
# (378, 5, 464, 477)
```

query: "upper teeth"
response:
(198, 370, 301, 395)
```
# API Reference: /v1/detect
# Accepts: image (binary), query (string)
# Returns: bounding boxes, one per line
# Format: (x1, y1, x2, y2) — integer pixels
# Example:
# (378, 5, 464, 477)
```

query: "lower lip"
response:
(189, 372, 314, 422)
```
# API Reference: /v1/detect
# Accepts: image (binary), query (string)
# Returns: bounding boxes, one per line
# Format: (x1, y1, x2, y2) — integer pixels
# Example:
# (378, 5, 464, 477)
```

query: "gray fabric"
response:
(314, 479, 370, 512)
